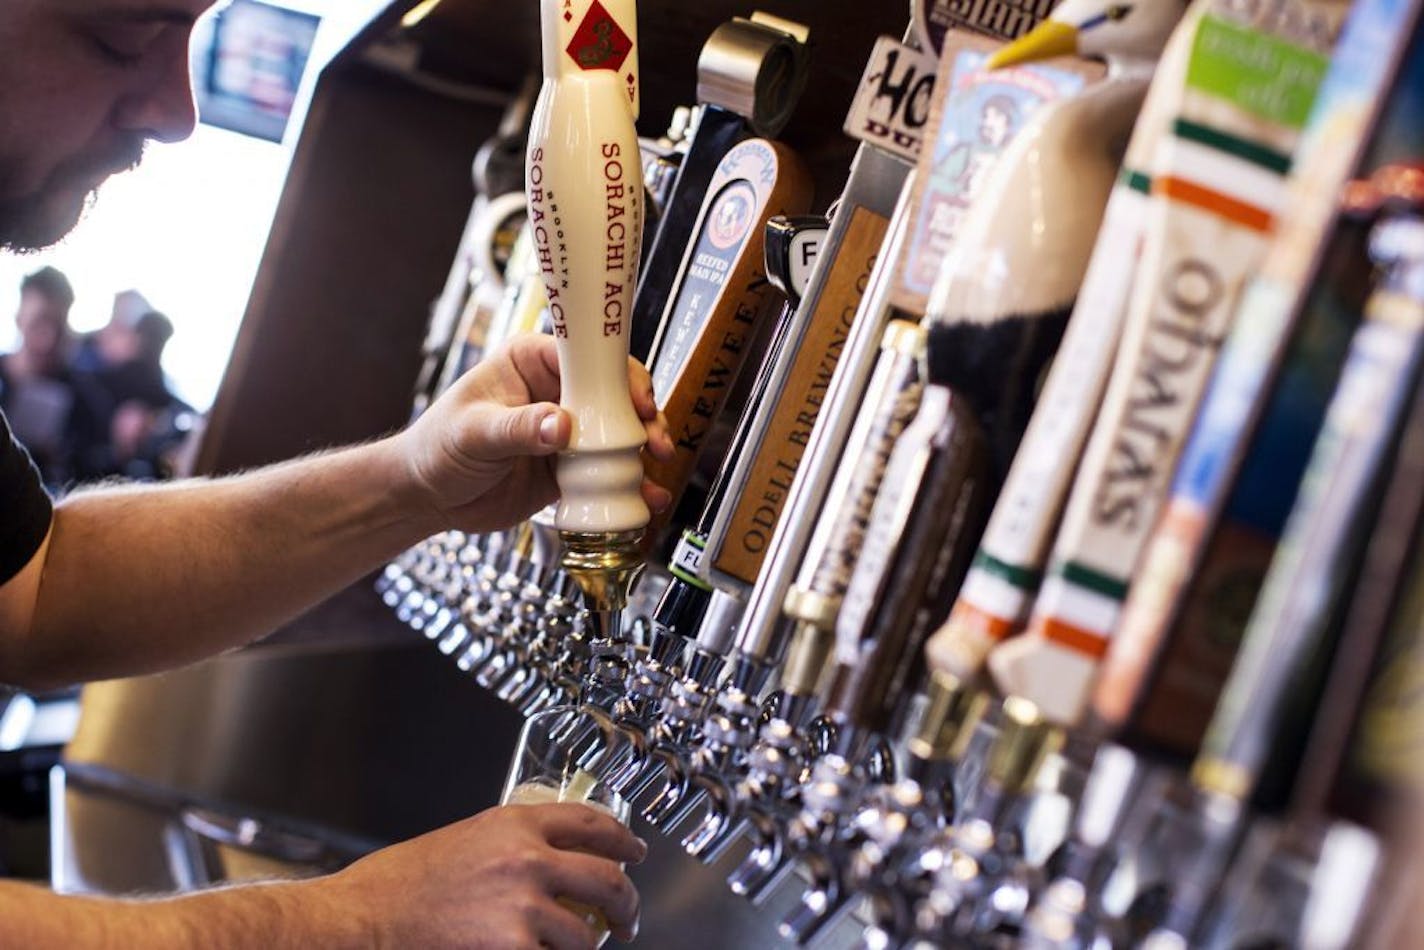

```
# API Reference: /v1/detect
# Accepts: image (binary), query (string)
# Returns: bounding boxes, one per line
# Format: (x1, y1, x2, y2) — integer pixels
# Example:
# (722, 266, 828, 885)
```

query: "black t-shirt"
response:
(1, 408, 53, 584)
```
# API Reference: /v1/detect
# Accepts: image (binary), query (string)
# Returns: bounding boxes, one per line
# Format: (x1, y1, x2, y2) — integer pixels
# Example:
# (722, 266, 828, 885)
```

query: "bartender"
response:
(0, 1, 675, 947)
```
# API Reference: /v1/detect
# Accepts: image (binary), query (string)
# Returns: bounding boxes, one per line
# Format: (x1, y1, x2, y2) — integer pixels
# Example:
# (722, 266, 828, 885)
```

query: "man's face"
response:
(16, 290, 70, 370)
(0, 1, 216, 252)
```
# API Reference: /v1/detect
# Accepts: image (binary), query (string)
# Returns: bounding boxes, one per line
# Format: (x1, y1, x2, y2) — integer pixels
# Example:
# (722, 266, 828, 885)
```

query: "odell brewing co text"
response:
(734, 291, 857, 554)
(718, 209, 881, 574)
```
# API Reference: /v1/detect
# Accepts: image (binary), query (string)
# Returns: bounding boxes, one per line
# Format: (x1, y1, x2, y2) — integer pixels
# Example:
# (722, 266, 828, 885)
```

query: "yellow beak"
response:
(986, 20, 1080, 70)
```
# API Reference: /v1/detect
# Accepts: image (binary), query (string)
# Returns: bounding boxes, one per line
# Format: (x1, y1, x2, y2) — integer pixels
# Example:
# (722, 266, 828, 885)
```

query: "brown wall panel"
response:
(197, 63, 503, 475)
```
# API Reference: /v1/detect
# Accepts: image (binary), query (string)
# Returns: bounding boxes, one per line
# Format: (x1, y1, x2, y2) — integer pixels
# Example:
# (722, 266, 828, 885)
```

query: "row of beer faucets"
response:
(379, 0, 1424, 945)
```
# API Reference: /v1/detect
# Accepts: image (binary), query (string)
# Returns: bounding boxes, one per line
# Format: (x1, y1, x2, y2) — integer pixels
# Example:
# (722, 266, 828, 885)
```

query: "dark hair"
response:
(134, 310, 175, 346)
(20, 266, 75, 310)
(133, 310, 175, 363)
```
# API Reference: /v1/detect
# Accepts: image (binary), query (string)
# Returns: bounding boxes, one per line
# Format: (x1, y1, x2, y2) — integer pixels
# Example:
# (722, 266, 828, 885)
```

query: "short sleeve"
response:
(1, 409, 53, 584)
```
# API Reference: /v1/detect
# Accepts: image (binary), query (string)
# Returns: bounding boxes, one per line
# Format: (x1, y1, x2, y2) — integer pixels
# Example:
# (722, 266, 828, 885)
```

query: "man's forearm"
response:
(0, 878, 364, 949)
(15, 436, 442, 688)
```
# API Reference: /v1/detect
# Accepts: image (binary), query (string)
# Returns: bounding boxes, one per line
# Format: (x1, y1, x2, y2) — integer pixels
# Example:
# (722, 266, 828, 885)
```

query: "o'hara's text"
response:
(1094, 257, 1226, 530)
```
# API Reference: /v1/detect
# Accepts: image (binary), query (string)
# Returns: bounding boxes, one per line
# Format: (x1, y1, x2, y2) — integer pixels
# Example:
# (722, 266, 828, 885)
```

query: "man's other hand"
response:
(323, 802, 647, 949)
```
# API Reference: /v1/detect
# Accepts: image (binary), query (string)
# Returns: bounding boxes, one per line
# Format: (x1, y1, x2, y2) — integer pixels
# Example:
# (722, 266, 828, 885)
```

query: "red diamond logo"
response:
(566, 0, 632, 73)
(563, 11, 572, 20)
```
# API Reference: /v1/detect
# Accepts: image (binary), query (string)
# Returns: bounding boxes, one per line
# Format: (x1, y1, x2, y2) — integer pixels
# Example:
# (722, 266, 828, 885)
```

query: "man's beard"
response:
(0, 137, 146, 253)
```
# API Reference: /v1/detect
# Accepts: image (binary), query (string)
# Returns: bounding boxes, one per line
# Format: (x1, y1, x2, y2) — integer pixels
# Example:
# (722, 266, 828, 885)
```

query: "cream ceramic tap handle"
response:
(527, 0, 648, 535)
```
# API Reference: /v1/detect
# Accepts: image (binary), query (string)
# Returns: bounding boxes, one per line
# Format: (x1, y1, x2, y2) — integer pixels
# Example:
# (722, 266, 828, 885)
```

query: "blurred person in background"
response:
(0, 266, 105, 488)
(70, 289, 153, 374)
(86, 309, 198, 479)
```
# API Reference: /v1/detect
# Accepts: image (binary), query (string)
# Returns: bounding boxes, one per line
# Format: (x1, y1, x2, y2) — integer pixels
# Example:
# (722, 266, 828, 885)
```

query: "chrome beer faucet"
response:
(724, 715, 817, 905)
(780, 751, 870, 944)
(605, 591, 743, 807)
(1019, 743, 1162, 949)
(678, 595, 837, 863)
(846, 672, 989, 946)
(677, 684, 764, 858)
(911, 698, 1061, 945)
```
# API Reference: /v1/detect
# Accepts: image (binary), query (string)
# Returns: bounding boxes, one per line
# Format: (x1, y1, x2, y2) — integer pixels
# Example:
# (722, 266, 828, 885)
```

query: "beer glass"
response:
(501, 706, 632, 947)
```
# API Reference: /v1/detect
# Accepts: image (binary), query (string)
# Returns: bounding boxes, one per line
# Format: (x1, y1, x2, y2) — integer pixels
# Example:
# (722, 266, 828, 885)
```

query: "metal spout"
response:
(560, 529, 646, 641)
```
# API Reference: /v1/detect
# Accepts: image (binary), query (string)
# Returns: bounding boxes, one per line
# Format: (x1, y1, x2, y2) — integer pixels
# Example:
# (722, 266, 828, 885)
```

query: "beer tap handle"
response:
(736, 320, 927, 677)
(666, 216, 829, 680)
(629, 15, 812, 361)
(641, 138, 814, 531)
(649, 214, 829, 659)
(1194, 184, 1424, 809)
(826, 376, 987, 738)
(695, 213, 828, 576)
(528, 0, 648, 632)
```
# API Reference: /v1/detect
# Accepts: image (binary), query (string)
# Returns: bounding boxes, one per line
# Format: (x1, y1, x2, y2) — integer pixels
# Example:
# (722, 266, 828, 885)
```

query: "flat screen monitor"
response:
(197, 1, 322, 143)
